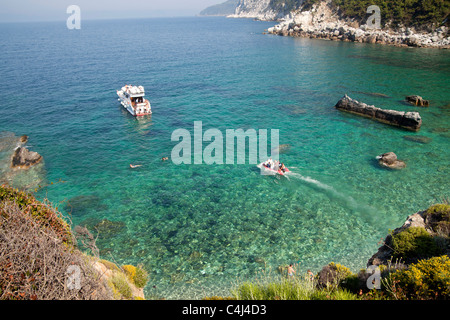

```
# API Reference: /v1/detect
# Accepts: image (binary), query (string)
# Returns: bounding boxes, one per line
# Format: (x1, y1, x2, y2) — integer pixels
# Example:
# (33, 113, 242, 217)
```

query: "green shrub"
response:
(332, 0, 450, 27)
(134, 265, 149, 288)
(391, 227, 442, 263)
(110, 273, 132, 299)
(232, 272, 359, 300)
(390, 255, 450, 299)
(425, 204, 450, 235)
(317, 262, 355, 289)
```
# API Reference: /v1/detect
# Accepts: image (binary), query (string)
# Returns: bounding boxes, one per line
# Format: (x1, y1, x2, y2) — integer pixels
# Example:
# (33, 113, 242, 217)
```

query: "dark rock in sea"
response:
(95, 219, 126, 238)
(376, 152, 406, 169)
(19, 135, 28, 144)
(403, 135, 432, 144)
(406, 95, 429, 107)
(10, 146, 43, 170)
(272, 144, 291, 154)
(335, 95, 422, 131)
(0, 133, 46, 190)
(65, 194, 108, 216)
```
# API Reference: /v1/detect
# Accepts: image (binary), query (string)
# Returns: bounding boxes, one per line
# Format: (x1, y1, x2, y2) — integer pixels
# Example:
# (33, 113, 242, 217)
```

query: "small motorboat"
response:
(257, 159, 290, 176)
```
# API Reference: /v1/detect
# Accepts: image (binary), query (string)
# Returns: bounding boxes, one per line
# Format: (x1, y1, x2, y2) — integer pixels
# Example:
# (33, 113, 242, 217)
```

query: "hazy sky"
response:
(0, 0, 224, 22)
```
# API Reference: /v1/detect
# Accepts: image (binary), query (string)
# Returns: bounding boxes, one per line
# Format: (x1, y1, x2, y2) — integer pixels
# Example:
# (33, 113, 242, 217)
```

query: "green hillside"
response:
(269, 0, 450, 27)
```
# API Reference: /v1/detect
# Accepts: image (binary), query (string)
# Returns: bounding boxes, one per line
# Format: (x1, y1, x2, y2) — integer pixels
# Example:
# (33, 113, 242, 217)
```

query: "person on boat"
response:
(279, 162, 286, 173)
(263, 158, 272, 169)
(270, 160, 278, 170)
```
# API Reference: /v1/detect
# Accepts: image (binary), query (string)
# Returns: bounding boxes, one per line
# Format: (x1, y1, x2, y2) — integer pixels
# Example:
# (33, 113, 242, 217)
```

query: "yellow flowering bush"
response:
(391, 255, 450, 299)
(122, 264, 149, 289)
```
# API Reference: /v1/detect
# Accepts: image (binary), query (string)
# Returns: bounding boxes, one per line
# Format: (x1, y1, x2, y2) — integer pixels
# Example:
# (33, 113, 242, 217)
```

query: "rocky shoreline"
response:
(261, 1, 450, 49)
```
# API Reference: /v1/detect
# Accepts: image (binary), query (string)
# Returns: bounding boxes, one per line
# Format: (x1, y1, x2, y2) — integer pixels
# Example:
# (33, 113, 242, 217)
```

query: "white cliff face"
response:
(228, 0, 286, 20)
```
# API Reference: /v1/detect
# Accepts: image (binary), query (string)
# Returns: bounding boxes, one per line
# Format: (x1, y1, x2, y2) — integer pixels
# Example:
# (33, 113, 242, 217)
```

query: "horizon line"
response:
(0, 14, 229, 24)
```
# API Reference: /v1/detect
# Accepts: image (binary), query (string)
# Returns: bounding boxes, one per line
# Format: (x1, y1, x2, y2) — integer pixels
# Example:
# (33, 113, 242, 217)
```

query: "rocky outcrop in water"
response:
(376, 152, 406, 169)
(335, 95, 422, 131)
(406, 95, 430, 107)
(0, 132, 45, 189)
(10, 147, 43, 170)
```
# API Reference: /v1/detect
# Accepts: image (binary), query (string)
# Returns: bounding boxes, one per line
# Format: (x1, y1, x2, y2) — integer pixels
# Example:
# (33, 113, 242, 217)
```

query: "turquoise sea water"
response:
(0, 17, 449, 299)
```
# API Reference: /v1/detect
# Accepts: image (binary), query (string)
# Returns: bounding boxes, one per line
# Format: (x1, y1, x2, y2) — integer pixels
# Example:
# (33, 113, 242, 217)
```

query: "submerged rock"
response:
(65, 194, 108, 216)
(335, 95, 422, 131)
(403, 135, 432, 144)
(406, 95, 429, 107)
(95, 219, 126, 238)
(376, 152, 406, 169)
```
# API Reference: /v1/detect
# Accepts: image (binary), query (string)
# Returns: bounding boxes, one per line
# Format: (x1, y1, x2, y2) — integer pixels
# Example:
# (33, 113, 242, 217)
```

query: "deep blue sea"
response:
(0, 17, 449, 299)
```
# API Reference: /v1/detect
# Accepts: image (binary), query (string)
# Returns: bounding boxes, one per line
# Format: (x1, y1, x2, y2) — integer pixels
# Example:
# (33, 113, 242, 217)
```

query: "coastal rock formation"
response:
(9, 134, 43, 170)
(376, 152, 406, 169)
(367, 211, 428, 266)
(368, 204, 449, 267)
(199, 0, 239, 16)
(0, 132, 46, 190)
(335, 95, 422, 131)
(264, 0, 450, 48)
(10, 147, 43, 170)
(406, 95, 430, 107)
(228, 0, 283, 20)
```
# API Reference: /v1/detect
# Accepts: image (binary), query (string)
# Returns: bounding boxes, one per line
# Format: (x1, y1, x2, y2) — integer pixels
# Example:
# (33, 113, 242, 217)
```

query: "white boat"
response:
(257, 159, 290, 176)
(117, 85, 152, 116)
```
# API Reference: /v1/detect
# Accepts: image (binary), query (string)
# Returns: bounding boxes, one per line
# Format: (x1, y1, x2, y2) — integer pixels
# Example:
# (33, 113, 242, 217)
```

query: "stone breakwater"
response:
(265, 1, 450, 49)
(335, 95, 422, 131)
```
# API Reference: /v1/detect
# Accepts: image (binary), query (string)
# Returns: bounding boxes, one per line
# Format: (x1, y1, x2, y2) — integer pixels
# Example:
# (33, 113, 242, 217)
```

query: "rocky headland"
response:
(219, 0, 450, 49)
(267, 1, 450, 48)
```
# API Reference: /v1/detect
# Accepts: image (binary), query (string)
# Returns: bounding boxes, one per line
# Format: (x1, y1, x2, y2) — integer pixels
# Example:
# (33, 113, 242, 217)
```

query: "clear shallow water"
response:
(0, 17, 449, 299)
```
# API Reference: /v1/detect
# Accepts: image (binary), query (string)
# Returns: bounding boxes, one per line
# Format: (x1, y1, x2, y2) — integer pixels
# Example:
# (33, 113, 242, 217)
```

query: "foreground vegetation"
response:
(0, 184, 148, 300)
(223, 256, 450, 300)
(211, 203, 450, 300)
(1, 183, 449, 300)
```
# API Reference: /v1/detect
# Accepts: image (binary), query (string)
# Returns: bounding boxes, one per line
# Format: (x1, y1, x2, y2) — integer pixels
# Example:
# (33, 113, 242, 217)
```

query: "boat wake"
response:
(287, 172, 374, 213)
